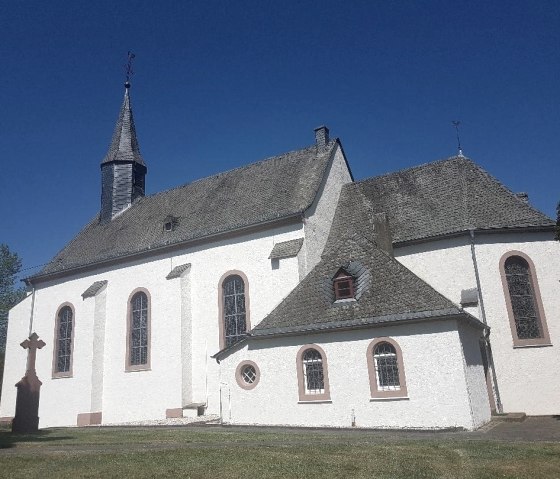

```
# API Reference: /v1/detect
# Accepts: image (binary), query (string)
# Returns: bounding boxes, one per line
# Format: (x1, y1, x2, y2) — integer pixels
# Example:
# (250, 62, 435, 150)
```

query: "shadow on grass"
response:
(0, 428, 74, 450)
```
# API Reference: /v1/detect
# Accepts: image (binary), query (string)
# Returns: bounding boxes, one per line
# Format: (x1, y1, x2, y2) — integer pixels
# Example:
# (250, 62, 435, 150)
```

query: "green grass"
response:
(0, 426, 558, 478)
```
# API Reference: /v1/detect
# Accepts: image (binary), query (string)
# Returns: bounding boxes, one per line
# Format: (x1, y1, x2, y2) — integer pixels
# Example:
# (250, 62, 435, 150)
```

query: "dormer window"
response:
(333, 268, 355, 300)
(163, 215, 179, 232)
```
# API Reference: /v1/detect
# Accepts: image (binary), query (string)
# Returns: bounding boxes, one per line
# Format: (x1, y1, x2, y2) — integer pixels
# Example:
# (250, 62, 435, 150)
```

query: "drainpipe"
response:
(469, 229, 503, 413)
(25, 280, 36, 337)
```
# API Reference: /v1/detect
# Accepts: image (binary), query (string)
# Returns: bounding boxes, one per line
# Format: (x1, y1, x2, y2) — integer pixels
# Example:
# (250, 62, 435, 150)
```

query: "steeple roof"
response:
(101, 85, 146, 166)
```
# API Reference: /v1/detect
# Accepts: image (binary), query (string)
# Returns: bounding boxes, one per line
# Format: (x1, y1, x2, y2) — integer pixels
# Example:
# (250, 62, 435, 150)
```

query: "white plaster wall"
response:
(473, 233, 560, 415)
(458, 323, 491, 428)
(303, 145, 352, 275)
(220, 321, 486, 430)
(0, 295, 32, 418)
(395, 236, 476, 308)
(1, 222, 305, 428)
(395, 231, 560, 416)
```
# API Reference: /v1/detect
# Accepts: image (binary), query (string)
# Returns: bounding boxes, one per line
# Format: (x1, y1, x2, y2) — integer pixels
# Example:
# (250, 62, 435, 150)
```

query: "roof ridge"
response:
(143, 140, 337, 200)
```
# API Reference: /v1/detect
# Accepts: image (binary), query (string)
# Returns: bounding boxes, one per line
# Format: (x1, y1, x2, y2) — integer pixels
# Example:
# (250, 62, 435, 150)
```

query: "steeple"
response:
(100, 78, 147, 223)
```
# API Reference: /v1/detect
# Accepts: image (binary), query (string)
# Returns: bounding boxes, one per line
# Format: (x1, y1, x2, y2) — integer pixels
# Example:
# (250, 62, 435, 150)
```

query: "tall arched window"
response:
(53, 303, 74, 377)
(219, 272, 250, 349)
(296, 344, 331, 401)
(127, 289, 151, 371)
(500, 251, 550, 347)
(367, 338, 407, 398)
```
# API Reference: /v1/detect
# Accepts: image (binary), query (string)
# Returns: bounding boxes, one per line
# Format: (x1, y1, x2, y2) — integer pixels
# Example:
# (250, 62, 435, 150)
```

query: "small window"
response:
(126, 289, 151, 371)
(333, 268, 355, 300)
(373, 343, 400, 391)
(235, 360, 260, 390)
(296, 344, 331, 401)
(163, 215, 179, 232)
(499, 251, 551, 347)
(367, 338, 408, 398)
(53, 304, 74, 377)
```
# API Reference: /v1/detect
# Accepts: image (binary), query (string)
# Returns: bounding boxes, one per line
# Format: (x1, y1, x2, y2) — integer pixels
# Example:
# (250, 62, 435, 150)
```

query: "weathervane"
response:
(124, 51, 136, 88)
(452, 120, 464, 157)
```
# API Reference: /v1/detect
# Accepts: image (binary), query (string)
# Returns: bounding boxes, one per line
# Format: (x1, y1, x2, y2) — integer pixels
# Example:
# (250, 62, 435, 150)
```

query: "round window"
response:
(235, 361, 260, 390)
(241, 365, 256, 384)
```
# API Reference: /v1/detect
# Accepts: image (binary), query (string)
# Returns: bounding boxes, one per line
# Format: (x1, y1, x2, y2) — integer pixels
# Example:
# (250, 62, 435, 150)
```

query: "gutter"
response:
(27, 213, 304, 285)
(469, 229, 503, 413)
(393, 224, 555, 248)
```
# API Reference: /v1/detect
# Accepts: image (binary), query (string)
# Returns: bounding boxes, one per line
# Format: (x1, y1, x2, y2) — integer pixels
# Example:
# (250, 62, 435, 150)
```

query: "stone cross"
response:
(12, 333, 46, 433)
(20, 332, 45, 374)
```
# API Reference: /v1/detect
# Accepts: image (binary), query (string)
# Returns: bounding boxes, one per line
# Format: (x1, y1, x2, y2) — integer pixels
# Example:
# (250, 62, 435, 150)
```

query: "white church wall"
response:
(0, 295, 32, 419)
(1, 221, 306, 427)
(220, 321, 485, 430)
(303, 145, 352, 275)
(395, 231, 560, 416)
(457, 323, 491, 428)
(473, 232, 560, 416)
(395, 236, 476, 309)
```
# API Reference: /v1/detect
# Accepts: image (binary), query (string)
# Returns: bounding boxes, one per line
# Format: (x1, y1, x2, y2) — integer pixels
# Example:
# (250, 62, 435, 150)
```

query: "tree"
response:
(0, 244, 26, 396)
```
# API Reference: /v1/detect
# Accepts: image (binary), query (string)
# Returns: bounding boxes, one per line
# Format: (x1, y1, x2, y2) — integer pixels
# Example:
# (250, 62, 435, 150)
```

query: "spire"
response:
(101, 84, 145, 166)
(99, 55, 147, 223)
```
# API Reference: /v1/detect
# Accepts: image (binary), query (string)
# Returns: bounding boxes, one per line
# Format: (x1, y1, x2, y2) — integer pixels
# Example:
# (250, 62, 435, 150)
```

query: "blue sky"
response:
(1, 1, 559, 277)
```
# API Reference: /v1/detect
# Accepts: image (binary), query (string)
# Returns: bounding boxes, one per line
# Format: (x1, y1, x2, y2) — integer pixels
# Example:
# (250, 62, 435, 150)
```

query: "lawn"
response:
(0, 425, 559, 478)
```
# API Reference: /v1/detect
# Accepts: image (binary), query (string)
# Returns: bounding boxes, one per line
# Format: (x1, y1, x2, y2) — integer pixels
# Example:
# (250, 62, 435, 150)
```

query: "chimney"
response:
(314, 125, 329, 147)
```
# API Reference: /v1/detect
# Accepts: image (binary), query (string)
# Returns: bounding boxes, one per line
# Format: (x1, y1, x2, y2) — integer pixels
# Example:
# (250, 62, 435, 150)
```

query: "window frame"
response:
(218, 271, 251, 350)
(366, 337, 408, 399)
(499, 250, 551, 348)
(125, 288, 151, 372)
(333, 269, 355, 301)
(52, 302, 75, 378)
(296, 344, 331, 402)
(235, 360, 261, 390)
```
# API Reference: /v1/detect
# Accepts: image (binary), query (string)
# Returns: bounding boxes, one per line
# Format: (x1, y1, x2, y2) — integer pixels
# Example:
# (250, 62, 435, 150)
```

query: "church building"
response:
(1, 82, 558, 430)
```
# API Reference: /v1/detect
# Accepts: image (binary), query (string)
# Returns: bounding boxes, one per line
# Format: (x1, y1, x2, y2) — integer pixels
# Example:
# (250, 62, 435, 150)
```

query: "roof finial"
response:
(451, 120, 464, 157)
(124, 51, 135, 90)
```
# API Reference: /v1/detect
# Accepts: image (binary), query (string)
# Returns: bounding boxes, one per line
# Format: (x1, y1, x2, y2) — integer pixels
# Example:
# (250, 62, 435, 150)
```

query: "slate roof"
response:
(252, 234, 477, 337)
(81, 280, 107, 299)
(166, 263, 191, 280)
(353, 156, 554, 244)
(34, 140, 338, 278)
(101, 87, 145, 166)
(268, 238, 304, 259)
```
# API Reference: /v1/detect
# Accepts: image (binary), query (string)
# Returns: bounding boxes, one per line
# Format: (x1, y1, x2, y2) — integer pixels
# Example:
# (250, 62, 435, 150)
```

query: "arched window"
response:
(127, 289, 151, 371)
(367, 338, 407, 398)
(500, 251, 550, 347)
(219, 272, 250, 349)
(373, 342, 400, 390)
(53, 304, 74, 377)
(296, 345, 331, 401)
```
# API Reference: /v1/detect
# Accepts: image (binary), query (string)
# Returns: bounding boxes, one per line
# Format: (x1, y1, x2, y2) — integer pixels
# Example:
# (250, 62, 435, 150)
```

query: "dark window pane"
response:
(374, 343, 400, 389)
(223, 275, 247, 347)
(130, 292, 148, 365)
(505, 257, 541, 340)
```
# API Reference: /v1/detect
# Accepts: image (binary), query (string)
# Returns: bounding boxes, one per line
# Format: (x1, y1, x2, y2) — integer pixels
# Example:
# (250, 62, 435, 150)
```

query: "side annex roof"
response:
(354, 156, 554, 244)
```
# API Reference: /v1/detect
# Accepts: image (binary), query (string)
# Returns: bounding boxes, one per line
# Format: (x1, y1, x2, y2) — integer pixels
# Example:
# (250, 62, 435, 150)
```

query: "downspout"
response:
(469, 229, 503, 413)
(25, 280, 36, 337)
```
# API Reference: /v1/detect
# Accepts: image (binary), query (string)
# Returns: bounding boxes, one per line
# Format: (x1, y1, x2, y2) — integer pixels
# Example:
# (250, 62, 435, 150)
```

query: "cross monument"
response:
(12, 332, 46, 433)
